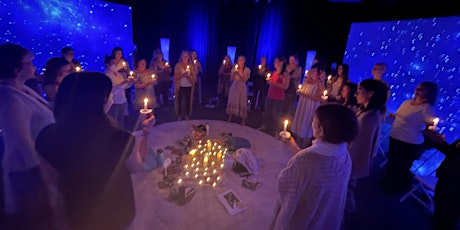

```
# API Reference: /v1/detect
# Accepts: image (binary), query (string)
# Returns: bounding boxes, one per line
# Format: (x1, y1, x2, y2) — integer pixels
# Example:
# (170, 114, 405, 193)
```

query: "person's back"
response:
(35, 72, 136, 229)
(36, 116, 135, 229)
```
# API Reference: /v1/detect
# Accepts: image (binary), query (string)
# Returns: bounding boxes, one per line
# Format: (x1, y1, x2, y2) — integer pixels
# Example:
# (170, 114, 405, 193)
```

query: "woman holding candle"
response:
(42, 57, 73, 106)
(174, 50, 197, 121)
(191, 50, 203, 105)
(150, 49, 172, 108)
(111, 47, 133, 105)
(0, 43, 56, 229)
(226, 55, 251, 126)
(383, 81, 439, 193)
(104, 55, 134, 129)
(283, 54, 302, 119)
(36, 72, 154, 230)
(257, 56, 289, 134)
(217, 55, 233, 101)
(271, 103, 359, 230)
(328, 63, 350, 103)
(251, 56, 270, 111)
(291, 62, 325, 147)
(345, 79, 388, 216)
(133, 57, 158, 110)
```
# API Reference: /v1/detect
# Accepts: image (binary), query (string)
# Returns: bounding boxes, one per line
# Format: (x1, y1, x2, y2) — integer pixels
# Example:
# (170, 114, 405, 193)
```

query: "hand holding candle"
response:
(234, 64, 239, 70)
(279, 119, 291, 140)
(266, 73, 271, 81)
(258, 64, 262, 70)
(321, 90, 328, 100)
(429, 117, 440, 130)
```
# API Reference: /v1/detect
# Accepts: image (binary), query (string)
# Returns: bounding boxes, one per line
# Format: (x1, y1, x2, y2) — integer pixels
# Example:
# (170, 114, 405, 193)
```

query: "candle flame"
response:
(433, 117, 439, 124)
(323, 90, 328, 96)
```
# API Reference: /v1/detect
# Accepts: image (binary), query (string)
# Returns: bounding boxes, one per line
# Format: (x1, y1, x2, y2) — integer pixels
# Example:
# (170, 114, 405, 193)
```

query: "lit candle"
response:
(186, 65, 190, 72)
(217, 152, 222, 160)
(235, 64, 238, 70)
(283, 120, 288, 133)
(298, 84, 302, 90)
(212, 182, 217, 187)
(177, 178, 183, 184)
(143, 98, 148, 110)
(151, 74, 156, 81)
(207, 141, 211, 151)
(75, 66, 81, 72)
(223, 59, 226, 65)
(431, 117, 440, 130)
(122, 61, 126, 67)
(165, 62, 169, 66)
(206, 177, 211, 182)
(304, 70, 308, 76)
(327, 75, 332, 81)
(194, 60, 197, 64)
(266, 73, 271, 81)
(199, 180, 203, 185)
(258, 64, 262, 69)
(130, 71, 133, 76)
(203, 156, 209, 165)
(321, 90, 328, 100)
(189, 149, 196, 156)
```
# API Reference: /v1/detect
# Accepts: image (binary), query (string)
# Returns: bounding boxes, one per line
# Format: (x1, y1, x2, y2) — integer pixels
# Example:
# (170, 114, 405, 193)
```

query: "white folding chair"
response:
(399, 149, 444, 213)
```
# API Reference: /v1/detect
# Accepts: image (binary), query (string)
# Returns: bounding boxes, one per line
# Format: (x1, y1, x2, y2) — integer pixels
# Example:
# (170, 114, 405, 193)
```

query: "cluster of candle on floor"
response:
(177, 139, 228, 187)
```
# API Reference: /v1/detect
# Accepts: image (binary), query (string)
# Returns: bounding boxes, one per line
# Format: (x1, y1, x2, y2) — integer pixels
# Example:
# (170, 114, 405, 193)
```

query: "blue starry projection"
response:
(0, 0, 134, 72)
(344, 16, 460, 144)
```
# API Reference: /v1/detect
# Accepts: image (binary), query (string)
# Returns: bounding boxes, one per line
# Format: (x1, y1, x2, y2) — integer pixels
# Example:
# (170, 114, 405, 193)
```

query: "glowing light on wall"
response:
(305, 50, 317, 70)
(227, 46, 237, 64)
(344, 16, 460, 143)
(160, 38, 170, 62)
(0, 0, 133, 72)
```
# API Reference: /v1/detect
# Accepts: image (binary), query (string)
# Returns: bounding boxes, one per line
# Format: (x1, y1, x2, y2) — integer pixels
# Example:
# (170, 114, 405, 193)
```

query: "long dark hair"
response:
(54, 72, 112, 123)
(43, 57, 71, 85)
(358, 79, 388, 113)
(418, 81, 438, 105)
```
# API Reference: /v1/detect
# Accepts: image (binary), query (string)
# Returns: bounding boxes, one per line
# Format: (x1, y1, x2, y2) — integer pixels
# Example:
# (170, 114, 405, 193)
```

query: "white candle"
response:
(258, 64, 262, 69)
(151, 74, 156, 80)
(186, 65, 190, 72)
(122, 61, 126, 67)
(203, 156, 209, 165)
(130, 71, 133, 76)
(323, 90, 328, 97)
(283, 120, 288, 132)
(165, 62, 169, 66)
(75, 66, 81, 72)
(143, 98, 148, 110)
(321, 90, 328, 100)
(266, 73, 271, 80)
(189, 149, 196, 156)
(432, 117, 440, 130)
(235, 64, 239, 70)
(194, 60, 197, 64)
(223, 60, 226, 65)
(298, 84, 302, 90)
(327, 75, 332, 81)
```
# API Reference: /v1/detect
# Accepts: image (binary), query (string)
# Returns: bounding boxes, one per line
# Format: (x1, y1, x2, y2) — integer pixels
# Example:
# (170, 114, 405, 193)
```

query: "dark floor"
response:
(124, 93, 435, 230)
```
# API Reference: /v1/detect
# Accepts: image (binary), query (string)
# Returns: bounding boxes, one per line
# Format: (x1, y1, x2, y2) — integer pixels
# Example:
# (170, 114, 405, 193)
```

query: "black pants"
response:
(251, 81, 267, 110)
(283, 92, 297, 119)
(155, 81, 171, 106)
(178, 87, 192, 116)
(384, 137, 424, 192)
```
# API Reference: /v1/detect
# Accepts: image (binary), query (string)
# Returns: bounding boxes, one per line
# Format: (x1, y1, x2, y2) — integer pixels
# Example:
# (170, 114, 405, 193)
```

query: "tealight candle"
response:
(212, 182, 217, 187)
(203, 156, 209, 165)
(217, 152, 222, 160)
(189, 149, 196, 156)
(177, 178, 183, 184)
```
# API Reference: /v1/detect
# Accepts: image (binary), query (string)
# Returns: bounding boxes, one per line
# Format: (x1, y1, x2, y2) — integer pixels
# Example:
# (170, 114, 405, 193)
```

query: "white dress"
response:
(291, 81, 320, 139)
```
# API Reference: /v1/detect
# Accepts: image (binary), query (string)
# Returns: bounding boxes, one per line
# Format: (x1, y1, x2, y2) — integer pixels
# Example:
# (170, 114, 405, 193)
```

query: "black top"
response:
(36, 115, 135, 230)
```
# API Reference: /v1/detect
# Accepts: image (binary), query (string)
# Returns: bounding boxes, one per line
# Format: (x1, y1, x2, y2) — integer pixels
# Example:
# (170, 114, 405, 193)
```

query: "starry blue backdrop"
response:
(0, 0, 134, 72)
(344, 16, 460, 144)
